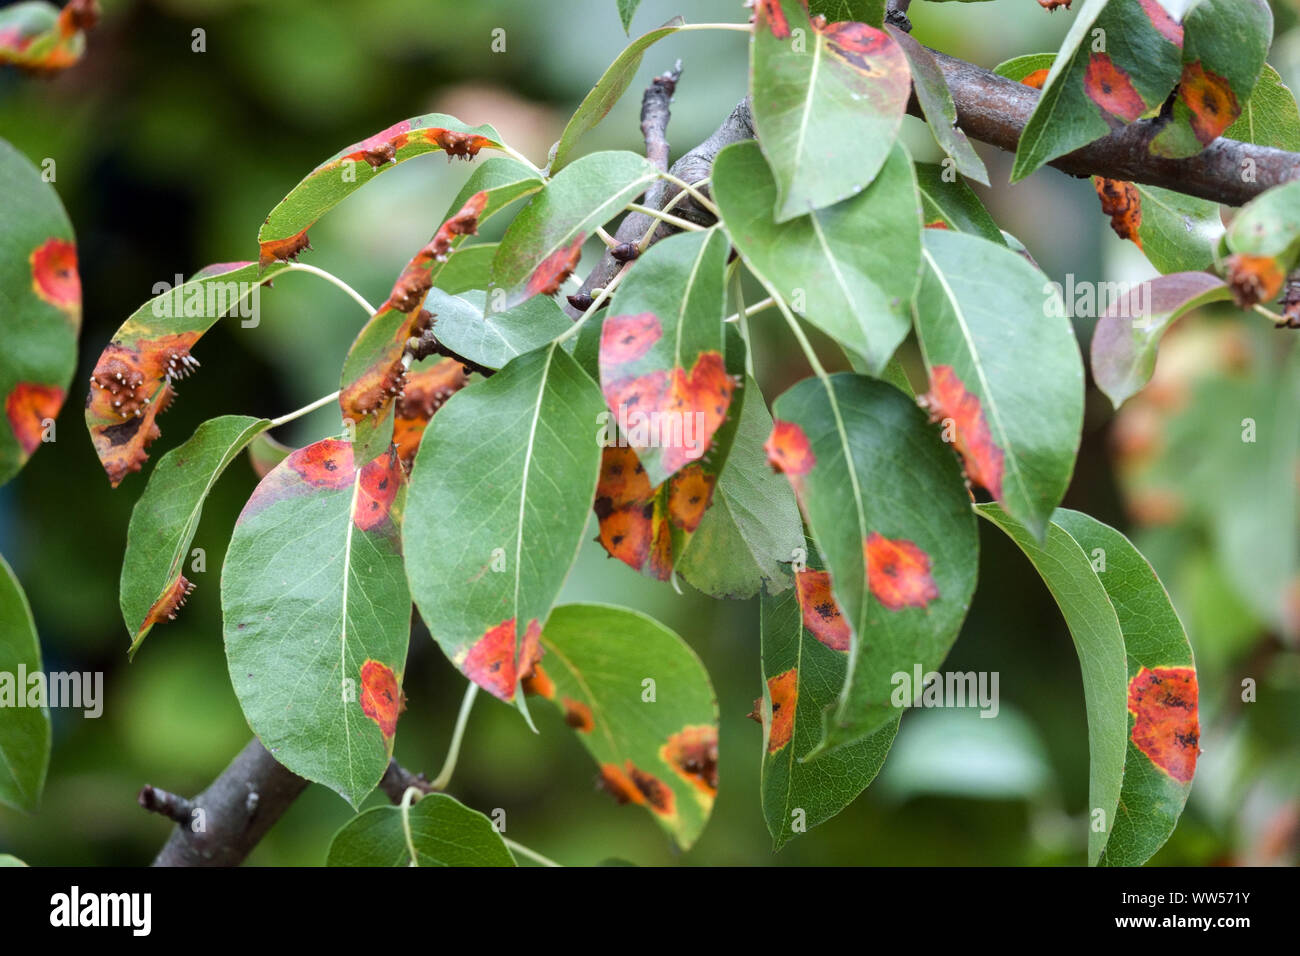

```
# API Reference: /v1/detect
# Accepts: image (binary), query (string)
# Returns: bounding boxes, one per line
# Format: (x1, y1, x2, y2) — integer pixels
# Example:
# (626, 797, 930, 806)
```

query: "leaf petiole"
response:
(269, 390, 341, 428)
(625, 203, 705, 232)
(283, 262, 377, 316)
(429, 682, 478, 791)
(503, 837, 563, 867)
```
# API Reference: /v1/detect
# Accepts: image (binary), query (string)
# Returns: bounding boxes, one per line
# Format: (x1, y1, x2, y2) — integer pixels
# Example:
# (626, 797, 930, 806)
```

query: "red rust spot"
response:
(463, 618, 519, 701)
(1084, 53, 1146, 122)
(865, 532, 939, 611)
(354, 449, 403, 531)
(1020, 69, 1050, 91)
(597, 445, 652, 508)
(287, 439, 356, 489)
(30, 238, 79, 312)
(1180, 61, 1239, 145)
(819, 21, 893, 77)
(660, 351, 735, 473)
(5, 383, 63, 455)
(795, 569, 850, 651)
(1225, 253, 1286, 309)
(340, 358, 406, 423)
(521, 663, 556, 700)
(924, 219, 951, 230)
(1094, 177, 1143, 249)
(392, 359, 469, 467)
(525, 235, 584, 298)
(626, 763, 675, 816)
(339, 120, 412, 168)
(562, 697, 595, 732)
(660, 725, 718, 796)
(602, 369, 668, 424)
(1128, 666, 1199, 784)
(596, 500, 655, 571)
(753, 0, 791, 39)
(923, 364, 1005, 500)
(258, 228, 311, 267)
(765, 420, 816, 484)
(1138, 0, 1184, 46)
(765, 668, 798, 754)
(359, 659, 405, 741)
(667, 464, 715, 532)
(518, 618, 542, 683)
(141, 573, 196, 631)
(600, 312, 663, 367)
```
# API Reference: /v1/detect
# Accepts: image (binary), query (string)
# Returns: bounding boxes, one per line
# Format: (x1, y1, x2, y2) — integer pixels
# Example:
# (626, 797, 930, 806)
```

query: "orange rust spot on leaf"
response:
(661, 725, 718, 797)
(518, 618, 543, 683)
(359, 659, 406, 741)
(865, 532, 939, 611)
(765, 668, 798, 754)
(924, 219, 951, 230)
(258, 228, 311, 268)
(660, 351, 735, 473)
(393, 359, 469, 467)
(354, 449, 403, 531)
(30, 238, 79, 312)
(765, 419, 816, 485)
(648, 514, 674, 581)
(5, 383, 63, 455)
(626, 763, 675, 816)
(1225, 253, 1286, 309)
(795, 569, 850, 651)
(463, 618, 519, 701)
(602, 369, 668, 424)
(339, 120, 412, 168)
(91, 382, 172, 487)
(596, 500, 655, 571)
(562, 697, 595, 732)
(1084, 53, 1146, 122)
(597, 444, 653, 507)
(1094, 177, 1143, 249)
(922, 364, 1004, 500)
(597, 763, 645, 806)
(340, 358, 406, 423)
(288, 439, 356, 489)
(1128, 666, 1199, 784)
(753, 0, 791, 39)
(1020, 69, 1050, 91)
(1138, 0, 1184, 47)
(141, 573, 196, 631)
(1179, 61, 1240, 145)
(819, 21, 893, 77)
(667, 464, 715, 532)
(522, 662, 556, 700)
(600, 312, 663, 367)
(526, 235, 584, 298)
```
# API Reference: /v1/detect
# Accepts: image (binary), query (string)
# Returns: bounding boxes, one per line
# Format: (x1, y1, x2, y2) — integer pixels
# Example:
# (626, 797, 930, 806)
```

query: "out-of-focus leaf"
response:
(914, 229, 1084, 540)
(0, 554, 49, 812)
(1012, 0, 1183, 182)
(424, 289, 571, 372)
(616, 0, 641, 32)
(714, 140, 921, 374)
(85, 261, 287, 486)
(757, 562, 898, 848)
(1226, 65, 1300, 152)
(0, 138, 80, 488)
(886, 24, 988, 186)
(552, 18, 683, 170)
(993, 53, 1056, 86)
(525, 603, 718, 849)
(979, 504, 1199, 866)
(257, 114, 504, 267)
(326, 794, 514, 866)
(914, 162, 1003, 243)
(121, 415, 270, 658)
(809, 1, 885, 24)
(597, 229, 731, 486)
(677, 374, 803, 600)
(490, 151, 658, 309)
(1150, 0, 1272, 159)
(223, 441, 410, 808)
(0, 0, 96, 73)
(247, 431, 293, 479)
(405, 344, 604, 715)
(1129, 183, 1223, 274)
(768, 374, 977, 753)
(750, 0, 910, 220)
(1091, 271, 1230, 409)
(0, 854, 27, 866)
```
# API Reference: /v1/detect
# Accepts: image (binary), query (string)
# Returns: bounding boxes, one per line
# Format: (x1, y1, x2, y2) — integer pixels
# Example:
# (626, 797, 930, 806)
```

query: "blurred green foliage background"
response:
(0, 0, 1296, 866)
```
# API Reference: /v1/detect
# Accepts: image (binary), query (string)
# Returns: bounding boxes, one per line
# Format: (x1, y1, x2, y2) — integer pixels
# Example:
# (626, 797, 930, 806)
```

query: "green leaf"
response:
(758, 565, 898, 849)
(677, 375, 804, 600)
(85, 261, 288, 486)
(256, 114, 504, 266)
(434, 243, 496, 295)
(446, 157, 545, 224)
(0, 553, 50, 812)
(914, 229, 1084, 539)
(121, 415, 271, 658)
(551, 18, 683, 171)
(714, 139, 922, 374)
(914, 162, 1004, 243)
(616, 0, 641, 33)
(0, 1, 91, 72)
(326, 793, 515, 866)
(885, 25, 988, 186)
(809, 1, 885, 25)
(1149, 0, 1272, 159)
(246, 430, 293, 479)
(992, 53, 1056, 85)
(597, 229, 731, 486)
(425, 289, 572, 372)
(0, 137, 80, 488)
(1224, 179, 1300, 264)
(527, 603, 718, 849)
(405, 343, 605, 713)
(223, 441, 411, 808)
(978, 505, 1198, 866)
(768, 374, 978, 752)
(489, 151, 659, 309)
(1225, 64, 1300, 152)
(750, 0, 910, 220)
(1012, 0, 1183, 182)
(1130, 183, 1223, 275)
(0, 854, 27, 866)
(1090, 271, 1231, 409)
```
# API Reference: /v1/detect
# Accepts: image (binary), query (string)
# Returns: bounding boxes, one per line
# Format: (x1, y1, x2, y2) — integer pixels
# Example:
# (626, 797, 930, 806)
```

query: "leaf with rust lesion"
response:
(0, 0, 98, 74)
(1093, 177, 1144, 249)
